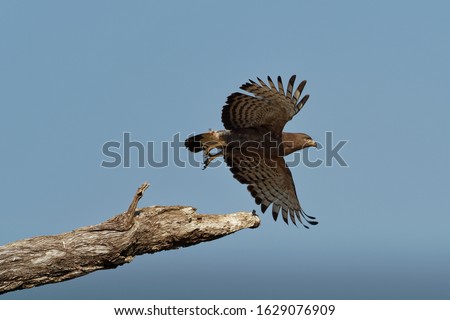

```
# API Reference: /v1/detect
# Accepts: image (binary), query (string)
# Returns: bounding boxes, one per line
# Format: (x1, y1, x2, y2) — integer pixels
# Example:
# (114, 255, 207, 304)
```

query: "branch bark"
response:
(0, 183, 260, 295)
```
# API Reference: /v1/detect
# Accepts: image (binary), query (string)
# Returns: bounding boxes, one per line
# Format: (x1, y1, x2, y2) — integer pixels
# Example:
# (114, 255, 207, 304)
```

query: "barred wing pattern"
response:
(221, 75, 309, 136)
(224, 149, 317, 227)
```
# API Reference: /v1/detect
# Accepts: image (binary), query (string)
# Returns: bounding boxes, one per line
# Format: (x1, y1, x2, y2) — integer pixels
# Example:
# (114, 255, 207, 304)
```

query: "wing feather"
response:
(221, 75, 310, 135)
(286, 75, 296, 99)
(267, 76, 277, 90)
(277, 76, 285, 95)
(224, 148, 317, 227)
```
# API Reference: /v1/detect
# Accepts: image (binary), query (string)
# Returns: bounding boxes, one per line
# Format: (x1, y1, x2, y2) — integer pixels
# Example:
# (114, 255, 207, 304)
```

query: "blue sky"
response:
(1, 1, 449, 299)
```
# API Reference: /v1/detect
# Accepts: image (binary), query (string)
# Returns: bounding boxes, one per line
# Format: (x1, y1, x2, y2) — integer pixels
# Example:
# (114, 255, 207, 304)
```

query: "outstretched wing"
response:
(221, 75, 310, 136)
(224, 148, 317, 227)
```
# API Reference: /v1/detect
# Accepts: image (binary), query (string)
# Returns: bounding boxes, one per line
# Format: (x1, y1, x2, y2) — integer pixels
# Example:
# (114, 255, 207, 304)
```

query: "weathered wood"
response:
(0, 183, 260, 295)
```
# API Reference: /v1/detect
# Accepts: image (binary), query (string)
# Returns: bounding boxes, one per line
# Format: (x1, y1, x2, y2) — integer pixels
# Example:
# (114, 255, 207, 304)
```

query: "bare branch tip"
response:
(138, 182, 150, 194)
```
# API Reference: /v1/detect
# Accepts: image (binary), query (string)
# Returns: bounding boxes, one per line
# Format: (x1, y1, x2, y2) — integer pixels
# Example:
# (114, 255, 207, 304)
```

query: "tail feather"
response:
(185, 133, 207, 153)
(185, 131, 225, 153)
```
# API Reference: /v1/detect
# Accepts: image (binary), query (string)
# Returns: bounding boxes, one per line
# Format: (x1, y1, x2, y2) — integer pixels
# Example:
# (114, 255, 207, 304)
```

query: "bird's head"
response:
(299, 133, 317, 149)
(281, 132, 317, 156)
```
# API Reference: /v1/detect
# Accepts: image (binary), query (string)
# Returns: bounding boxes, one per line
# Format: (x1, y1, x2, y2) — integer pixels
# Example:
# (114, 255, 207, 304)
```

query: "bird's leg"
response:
(203, 148, 223, 169)
(201, 136, 225, 169)
(203, 141, 219, 154)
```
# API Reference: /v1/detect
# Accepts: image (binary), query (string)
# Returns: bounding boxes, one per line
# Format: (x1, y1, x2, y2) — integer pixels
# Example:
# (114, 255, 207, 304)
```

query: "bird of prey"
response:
(185, 75, 318, 227)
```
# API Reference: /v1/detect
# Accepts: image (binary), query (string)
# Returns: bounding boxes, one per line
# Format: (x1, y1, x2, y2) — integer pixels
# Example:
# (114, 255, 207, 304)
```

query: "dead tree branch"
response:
(0, 183, 260, 295)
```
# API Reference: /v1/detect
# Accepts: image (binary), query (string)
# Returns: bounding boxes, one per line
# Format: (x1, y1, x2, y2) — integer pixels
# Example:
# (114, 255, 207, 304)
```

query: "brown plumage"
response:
(185, 75, 318, 227)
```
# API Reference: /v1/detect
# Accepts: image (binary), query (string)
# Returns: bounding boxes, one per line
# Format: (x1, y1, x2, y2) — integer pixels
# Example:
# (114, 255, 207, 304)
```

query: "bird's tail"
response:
(186, 132, 226, 169)
(185, 133, 205, 153)
(184, 131, 225, 152)
(185, 132, 217, 153)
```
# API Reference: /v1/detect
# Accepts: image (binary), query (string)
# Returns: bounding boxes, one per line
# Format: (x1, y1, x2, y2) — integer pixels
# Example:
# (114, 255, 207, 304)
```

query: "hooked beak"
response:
(307, 139, 317, 148)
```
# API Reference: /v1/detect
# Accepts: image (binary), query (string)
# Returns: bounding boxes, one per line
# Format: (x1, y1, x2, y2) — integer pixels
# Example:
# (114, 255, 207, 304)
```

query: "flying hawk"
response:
(185, 75, 318, 227)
